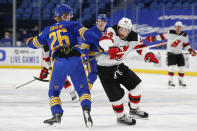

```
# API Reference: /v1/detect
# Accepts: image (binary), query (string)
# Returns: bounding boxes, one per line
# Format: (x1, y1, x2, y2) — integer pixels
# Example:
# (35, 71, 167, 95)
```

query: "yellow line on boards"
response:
(0, 65, 42, 69)
(132, 69, 197, 76)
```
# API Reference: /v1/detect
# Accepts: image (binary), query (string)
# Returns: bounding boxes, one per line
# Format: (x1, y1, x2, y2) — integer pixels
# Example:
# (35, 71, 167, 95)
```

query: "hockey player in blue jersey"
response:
(81, 14, 108, 88)
(25, 4, 100, 127)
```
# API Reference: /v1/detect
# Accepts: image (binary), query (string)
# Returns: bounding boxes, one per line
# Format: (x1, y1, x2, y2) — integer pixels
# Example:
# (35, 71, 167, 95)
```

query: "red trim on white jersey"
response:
(160, 34, 166, 41)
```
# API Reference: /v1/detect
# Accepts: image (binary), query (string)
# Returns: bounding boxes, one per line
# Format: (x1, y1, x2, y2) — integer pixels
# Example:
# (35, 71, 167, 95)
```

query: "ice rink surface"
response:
(0, 69, 197, 131)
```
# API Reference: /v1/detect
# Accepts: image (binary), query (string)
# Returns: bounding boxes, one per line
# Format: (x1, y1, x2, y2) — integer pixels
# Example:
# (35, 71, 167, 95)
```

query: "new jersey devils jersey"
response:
(97, 25, 148, 66)
(155, 30, 191, 54)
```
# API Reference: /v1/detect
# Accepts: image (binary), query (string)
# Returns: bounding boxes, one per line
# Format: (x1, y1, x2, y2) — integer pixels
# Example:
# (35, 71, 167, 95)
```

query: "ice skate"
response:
(83, 105, 93, 128)
(128, 103, 148, 119)
(168, 80, 175, 89)
(179, 79, 186, 88)
(117, 113, 136, 125)
(43, 113, 63, 125)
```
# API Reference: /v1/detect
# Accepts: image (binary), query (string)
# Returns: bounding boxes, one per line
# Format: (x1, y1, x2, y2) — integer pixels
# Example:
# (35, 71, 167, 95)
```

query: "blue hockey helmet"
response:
(96, 14, 107, 22)
(54, 4, 73, 19)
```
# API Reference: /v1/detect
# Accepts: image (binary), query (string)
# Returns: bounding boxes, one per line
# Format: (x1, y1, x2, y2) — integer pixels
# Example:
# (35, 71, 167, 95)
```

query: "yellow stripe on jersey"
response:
(49, 59, 55, 86)
(80, 56, 91, 90)
(50, 97, 60, 102)
(87, 62, 91, 73)
(50, 102, 62, 107)
(73, 45, 83, 50)
(88, 82, 93, 90)
(81, 43, 90, 49)
(49, 97, 62, 107)
(97, 46, 103, 52)
(88, 51, 97, 56)
(79, 27, 88, 40)
(80, 93, 91, 102)
(35, 37, 42, 46)
(81, 54, 86, 57)
(50, 46, 60, 58)
(32, 36, 42, 48)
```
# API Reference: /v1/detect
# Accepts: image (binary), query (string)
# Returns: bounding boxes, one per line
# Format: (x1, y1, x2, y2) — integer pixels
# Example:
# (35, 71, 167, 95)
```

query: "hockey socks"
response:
(178, 72, 186, 88)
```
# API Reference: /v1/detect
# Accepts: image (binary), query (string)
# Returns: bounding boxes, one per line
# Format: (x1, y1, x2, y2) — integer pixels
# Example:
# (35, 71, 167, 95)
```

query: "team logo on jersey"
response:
(54, 86, 59, 89)
(171, 40, 181, 47)
(115, 45, 129, 61)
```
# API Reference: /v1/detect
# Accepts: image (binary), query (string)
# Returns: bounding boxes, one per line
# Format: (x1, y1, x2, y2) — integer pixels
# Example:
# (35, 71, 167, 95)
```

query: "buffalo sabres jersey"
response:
(155, 30, 191, 54)
(26, 21, 100, 58)
(80, 25, 108, 57)
(97, 25, 149, 66)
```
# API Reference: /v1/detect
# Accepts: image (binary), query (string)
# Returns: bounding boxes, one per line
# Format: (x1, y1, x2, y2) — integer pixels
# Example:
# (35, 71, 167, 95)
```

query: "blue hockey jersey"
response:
(26, 21, 100, 58)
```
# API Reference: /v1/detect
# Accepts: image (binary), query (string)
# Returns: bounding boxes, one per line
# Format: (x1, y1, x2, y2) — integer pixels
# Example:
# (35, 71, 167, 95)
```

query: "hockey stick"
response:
(33, 76, 49, 82)
(83, 52, 103, 64)
(15, 76, 49, 89)
(15, 79, 37, 89)
(117, 33, 185, 55)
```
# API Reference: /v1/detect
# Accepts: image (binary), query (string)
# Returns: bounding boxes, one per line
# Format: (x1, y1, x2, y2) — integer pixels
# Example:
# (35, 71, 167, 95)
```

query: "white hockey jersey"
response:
(155, 30, 191, 54)
(97, 25, 149, 66)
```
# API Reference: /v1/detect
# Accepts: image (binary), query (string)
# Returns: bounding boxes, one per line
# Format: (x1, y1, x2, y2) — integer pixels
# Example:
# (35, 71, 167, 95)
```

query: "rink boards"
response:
(0, 47, 196, 76)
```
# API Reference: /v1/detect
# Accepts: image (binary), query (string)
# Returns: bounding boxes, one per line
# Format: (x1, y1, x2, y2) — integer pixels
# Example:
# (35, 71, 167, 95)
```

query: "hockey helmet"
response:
(175, 21, 183, 27)
(54, 4, 73, 18)
(118, 17, 132, 30)
(97, 14, 108, 22)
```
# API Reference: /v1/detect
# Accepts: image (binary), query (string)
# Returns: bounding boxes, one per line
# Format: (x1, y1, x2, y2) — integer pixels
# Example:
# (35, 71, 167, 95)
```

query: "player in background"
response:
(25, 4, 100, 127)
(81, 14, 108, 89)
(145, 21, 196, 88)
(96, 17, 159, 125)
(40, 44, 78, 102)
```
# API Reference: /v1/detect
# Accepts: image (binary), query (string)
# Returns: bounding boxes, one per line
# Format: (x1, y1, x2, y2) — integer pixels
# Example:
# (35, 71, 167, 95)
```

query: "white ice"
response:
(0, 69, 197, 131)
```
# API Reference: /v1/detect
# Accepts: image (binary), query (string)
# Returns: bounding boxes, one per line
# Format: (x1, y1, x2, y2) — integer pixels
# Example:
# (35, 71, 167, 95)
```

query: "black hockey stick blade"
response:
(16, 79, 37, 89)
(33, 76, 49, 82)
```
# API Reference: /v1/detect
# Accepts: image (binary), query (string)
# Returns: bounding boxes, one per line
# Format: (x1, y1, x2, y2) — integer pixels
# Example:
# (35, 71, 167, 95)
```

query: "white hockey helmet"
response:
(118, 17, 132, 30)
(175, 21, 183, 26)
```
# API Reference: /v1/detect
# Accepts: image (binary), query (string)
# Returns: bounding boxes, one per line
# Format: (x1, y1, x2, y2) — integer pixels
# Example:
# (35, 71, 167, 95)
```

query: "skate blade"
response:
(130, 115, 148, 120)
(168, 86, 176, 89)
(43, 122, 61, 127)
(85, 121, 93, 128)
(117, 120, 136, 125)
(179, 85, 186, 89)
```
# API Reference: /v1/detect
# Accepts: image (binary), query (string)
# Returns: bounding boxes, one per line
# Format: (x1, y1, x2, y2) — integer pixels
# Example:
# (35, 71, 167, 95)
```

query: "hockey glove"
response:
(39, 67, 49, 80)
(188, 48, 196, 56)
(145, 36, 156, 43)
(108, 46, 121, 60)
(144, 52, 159, 63)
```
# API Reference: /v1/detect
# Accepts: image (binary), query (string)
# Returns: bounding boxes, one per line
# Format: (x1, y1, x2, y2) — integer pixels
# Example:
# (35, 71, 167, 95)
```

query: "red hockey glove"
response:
(108, 46, 121, 60)
(145, 36, 156, 43)
(144, 52, 159, 63)
(188, 48, 196, 56)
(39, 67, 49, 80)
